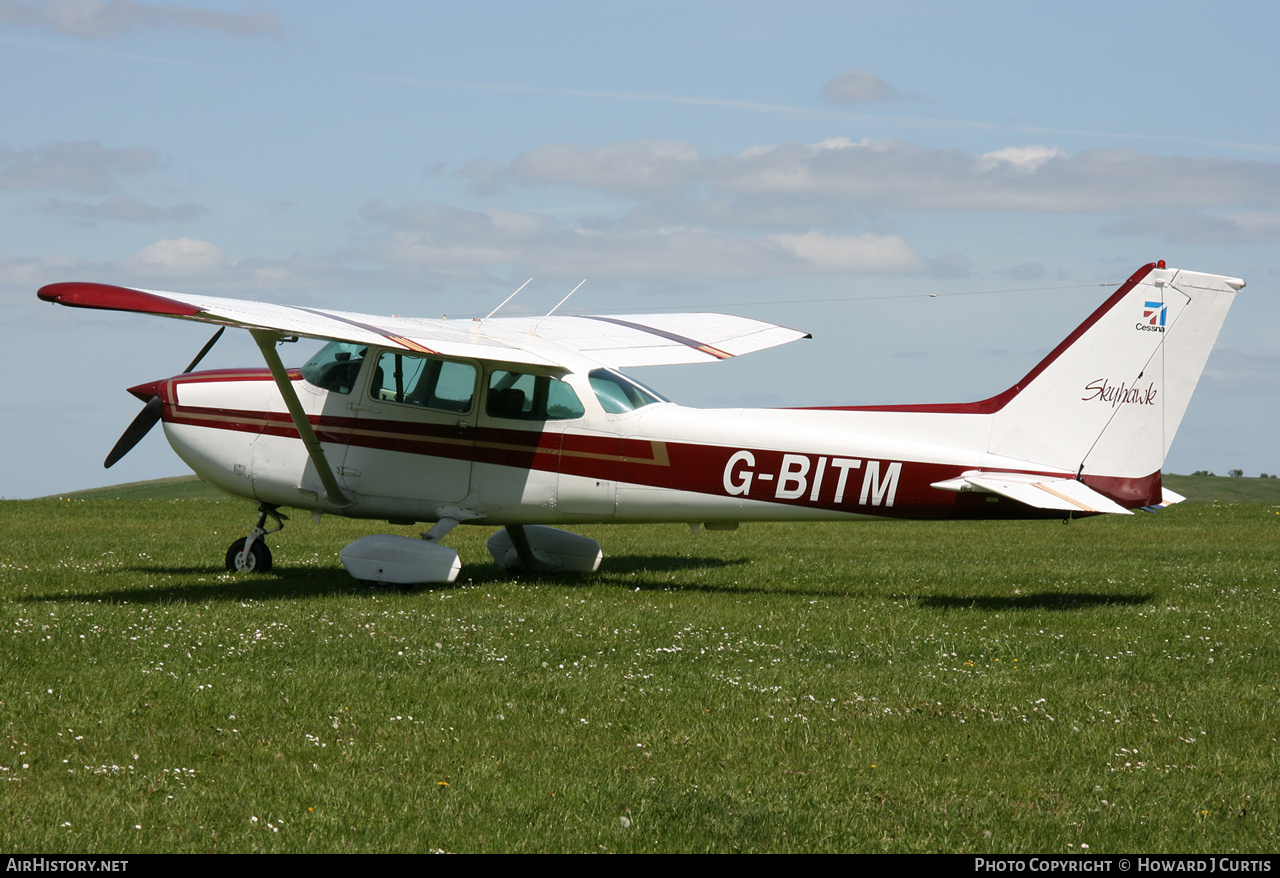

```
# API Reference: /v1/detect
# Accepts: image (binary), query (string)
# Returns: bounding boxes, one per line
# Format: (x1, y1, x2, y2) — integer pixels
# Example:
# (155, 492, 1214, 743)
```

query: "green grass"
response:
(1163, 474, 1280, 504)
(1, 495, 1278, 852)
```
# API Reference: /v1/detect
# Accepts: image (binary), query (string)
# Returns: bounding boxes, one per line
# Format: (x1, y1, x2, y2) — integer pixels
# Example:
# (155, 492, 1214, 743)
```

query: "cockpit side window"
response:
(300, 342, 368, 395)
(588, 369, 668, 413)
(370, 352, 476, 413)
(486, 370, 585, 421)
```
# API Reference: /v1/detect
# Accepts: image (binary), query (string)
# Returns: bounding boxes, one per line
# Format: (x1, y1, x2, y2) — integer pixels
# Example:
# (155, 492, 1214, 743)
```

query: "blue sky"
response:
(4, 0, 1278, 497)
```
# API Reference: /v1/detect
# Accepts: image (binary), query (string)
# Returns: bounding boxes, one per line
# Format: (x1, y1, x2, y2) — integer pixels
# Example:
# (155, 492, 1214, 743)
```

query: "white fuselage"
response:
(156, 361, 1073, 529)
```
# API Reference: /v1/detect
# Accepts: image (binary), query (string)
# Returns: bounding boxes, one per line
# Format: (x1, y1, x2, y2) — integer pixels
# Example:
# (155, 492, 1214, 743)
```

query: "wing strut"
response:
(250, 329, 352, 508)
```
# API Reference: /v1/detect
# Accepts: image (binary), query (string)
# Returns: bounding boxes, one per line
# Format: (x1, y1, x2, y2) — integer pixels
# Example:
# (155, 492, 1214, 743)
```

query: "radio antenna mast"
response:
(477, 278, 533, 328)
(532, 279, 587, 333)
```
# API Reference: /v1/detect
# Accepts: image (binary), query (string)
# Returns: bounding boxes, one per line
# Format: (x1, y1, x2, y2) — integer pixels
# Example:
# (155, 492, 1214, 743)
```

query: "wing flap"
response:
(931, 471, 1133, 514)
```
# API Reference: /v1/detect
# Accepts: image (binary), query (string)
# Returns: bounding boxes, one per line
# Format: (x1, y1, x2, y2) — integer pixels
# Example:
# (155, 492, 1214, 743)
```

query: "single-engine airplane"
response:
(38, 260, 1242, 585)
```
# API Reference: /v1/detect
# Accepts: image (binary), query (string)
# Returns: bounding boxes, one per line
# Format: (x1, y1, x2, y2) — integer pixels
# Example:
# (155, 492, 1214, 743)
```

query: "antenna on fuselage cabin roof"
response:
(532, 279, 587, 333)
(477, 278, 533, 327)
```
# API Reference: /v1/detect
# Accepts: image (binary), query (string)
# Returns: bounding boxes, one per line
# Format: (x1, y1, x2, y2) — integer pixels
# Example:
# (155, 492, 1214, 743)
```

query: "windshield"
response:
(300, 342, 368, 395)
(589, 369, 669, 413)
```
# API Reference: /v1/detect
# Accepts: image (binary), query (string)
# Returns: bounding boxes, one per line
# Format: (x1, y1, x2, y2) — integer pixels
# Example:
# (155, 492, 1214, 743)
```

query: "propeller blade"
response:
(104, 395, 163, 468)
(183, 326, 225, 373)
(103, 326, 224, 468)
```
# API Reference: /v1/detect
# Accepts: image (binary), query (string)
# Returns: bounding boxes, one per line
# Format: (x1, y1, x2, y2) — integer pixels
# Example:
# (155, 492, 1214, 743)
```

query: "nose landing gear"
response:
(226, 504, 287, 573)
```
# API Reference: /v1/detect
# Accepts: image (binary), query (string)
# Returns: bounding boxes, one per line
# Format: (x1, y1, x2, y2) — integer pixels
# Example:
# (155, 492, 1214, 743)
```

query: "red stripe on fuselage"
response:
(157, 371, 1154, 517)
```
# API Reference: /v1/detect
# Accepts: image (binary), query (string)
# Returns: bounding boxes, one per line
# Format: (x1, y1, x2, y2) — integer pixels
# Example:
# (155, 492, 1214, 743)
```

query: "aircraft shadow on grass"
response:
(915, 591, 1154, 611)
(30, 560, 1155, 608)
(29, 554, 760, 604)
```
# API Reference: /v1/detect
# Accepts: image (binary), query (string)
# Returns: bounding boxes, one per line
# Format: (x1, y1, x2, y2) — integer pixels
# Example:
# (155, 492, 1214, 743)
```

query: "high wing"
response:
(37, 282, 810, 369)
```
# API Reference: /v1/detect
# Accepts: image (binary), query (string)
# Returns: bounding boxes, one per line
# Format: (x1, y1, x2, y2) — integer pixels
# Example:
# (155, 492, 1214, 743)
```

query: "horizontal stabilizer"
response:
(1140, 486, 1187, 513)
(931, 472, 1133, 515)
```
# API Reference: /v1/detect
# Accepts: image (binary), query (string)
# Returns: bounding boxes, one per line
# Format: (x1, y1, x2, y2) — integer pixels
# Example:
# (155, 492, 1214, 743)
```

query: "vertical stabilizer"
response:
(984, 264, 1241, 484)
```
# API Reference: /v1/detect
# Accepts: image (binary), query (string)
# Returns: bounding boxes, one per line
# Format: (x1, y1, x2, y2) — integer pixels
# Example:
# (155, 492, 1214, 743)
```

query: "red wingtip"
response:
(37, 282, 201, 317)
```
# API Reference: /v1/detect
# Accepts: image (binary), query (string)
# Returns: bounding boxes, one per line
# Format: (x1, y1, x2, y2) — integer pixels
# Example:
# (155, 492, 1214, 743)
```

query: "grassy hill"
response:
(46, 475, 227, 501)
(1162, 473, 1280, 503)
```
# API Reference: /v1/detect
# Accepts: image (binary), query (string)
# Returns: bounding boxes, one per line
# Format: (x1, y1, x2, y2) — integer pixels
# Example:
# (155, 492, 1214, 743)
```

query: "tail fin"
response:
(985, 263, 1242, 495)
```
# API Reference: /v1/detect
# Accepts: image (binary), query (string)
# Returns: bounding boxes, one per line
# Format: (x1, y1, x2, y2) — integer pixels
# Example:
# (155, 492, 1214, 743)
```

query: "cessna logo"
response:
(1082, 379, 1158, 408)
(1138, 301, 1167, 332)
(723, 451, 902, 507)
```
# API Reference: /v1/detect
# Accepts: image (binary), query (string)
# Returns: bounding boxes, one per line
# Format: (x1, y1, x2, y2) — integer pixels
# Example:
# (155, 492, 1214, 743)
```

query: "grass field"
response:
(1164, 474, 1280, 504)
(2, 493, 1278, 852)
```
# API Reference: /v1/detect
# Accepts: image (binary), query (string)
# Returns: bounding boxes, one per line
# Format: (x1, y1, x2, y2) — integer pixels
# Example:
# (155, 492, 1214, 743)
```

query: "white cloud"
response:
(1104, 211, 1280, 244)
(358, 200, 935, 281)
(998, 262, 1048, 281)
(0, 250, 93, 290)
(454, 157, 506, 196)
(510, 139, 703, 196)
(505, 137, 1280, 213)
(34, 193, 206, 225)
(768, 230, 929, 274)
(627, 195, 841, 231)
(116, 237, 229, 279)
(975, 146, 1066, 173)
(821, 68, 908, 104)
(31, 132, 1277, 300)
(0, 140, 157, 192)
(0, 0, 280, 38)
(1, 243, 380, 303)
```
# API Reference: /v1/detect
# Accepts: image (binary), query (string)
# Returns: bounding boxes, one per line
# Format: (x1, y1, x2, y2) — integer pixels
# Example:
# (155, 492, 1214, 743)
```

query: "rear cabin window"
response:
(370, 352, 476, 413)
(300, 342, 368, 395)
(486, 370, 585, 421)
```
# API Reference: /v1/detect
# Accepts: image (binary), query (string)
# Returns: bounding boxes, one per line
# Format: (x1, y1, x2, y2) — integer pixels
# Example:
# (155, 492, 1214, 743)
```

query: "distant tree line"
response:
(1190, 470, 1279, 478)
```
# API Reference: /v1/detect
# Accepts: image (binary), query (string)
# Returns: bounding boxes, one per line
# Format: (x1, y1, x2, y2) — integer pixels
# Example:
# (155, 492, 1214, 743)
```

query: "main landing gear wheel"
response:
(225, 504, 286, 573)
(225, 537, 273, 573)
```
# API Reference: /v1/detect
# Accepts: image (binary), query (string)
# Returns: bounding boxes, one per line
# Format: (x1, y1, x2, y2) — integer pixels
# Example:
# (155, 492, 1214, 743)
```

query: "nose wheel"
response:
(225, 537, 273, 572)
(225, 504, 286, 573)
